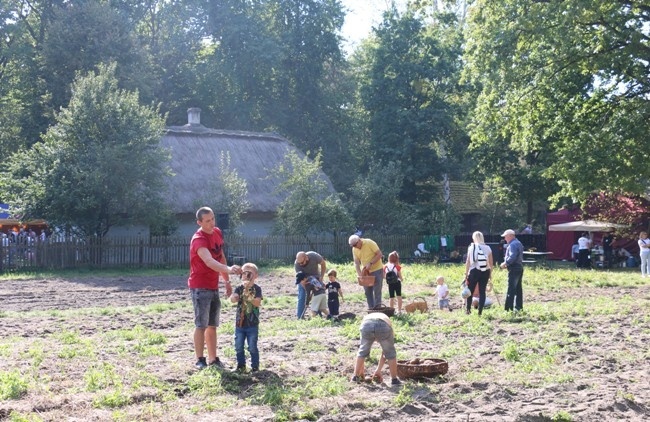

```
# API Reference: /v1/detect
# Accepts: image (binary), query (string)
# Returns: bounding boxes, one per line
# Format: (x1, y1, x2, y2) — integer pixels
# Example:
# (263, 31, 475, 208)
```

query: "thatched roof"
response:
(162, 109, 334, 214)
(432, 180, 483, 214)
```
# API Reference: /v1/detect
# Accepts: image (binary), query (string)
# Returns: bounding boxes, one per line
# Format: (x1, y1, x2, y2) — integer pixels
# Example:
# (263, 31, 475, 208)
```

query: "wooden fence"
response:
(0, 233, 547, 271)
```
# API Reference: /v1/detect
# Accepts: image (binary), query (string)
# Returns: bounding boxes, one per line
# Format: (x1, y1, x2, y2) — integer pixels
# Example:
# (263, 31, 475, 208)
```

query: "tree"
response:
(354, 7, 468, 204)
(196, 151, 250, 236)
(41, 1, 154, 112)
(201, 0, 356, 191)
(347, 160, 421, 235)
(464, 0, 650, 205)
(0, 0, 60, 153)
(583, 192, 650, 237)
(0, 63, 171, 237)
(271, 150, 353, 235)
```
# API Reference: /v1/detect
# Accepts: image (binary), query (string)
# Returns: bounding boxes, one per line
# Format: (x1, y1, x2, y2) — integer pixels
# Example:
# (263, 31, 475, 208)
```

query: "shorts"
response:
(357, 318, 396, 360)
(191, 288, 221, 328)
(388, 280, 402, 298)
(310, 293, 328, 312)
(438, 299, 450, 309)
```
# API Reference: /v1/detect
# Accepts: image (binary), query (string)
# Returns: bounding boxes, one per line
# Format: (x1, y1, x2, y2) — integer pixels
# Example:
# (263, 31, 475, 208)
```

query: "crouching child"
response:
(297, 271, 329, 318)
(352, 312, 401, 385)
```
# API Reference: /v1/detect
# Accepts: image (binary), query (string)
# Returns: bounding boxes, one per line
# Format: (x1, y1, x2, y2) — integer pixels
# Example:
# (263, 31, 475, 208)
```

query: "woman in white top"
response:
(464, 231, 493, 316)
(637, 232, 650, 277)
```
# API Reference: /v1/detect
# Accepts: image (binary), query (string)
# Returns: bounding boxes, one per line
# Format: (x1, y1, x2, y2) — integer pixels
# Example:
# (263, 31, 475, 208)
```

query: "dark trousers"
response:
(604, 248, 613, 268)
(466, 269, 490, 315)
(328, 298, 340, 316)
(504, 265, 523, 311)
(577, 249, 590, 268)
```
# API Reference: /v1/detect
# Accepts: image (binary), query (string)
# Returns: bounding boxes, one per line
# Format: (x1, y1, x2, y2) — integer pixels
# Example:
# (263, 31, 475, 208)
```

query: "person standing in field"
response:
(638, 231, 650, 277)
(325, 269, 344, 321)
(294, 251, 327, 319)
(435, 275, 452, 311)
(349, 234, 384, 309)
(230, 262, 263, 373)
(500, 229, 524, 313)
(189, 207, 242, 370)
(577, 232, 592, 268)
(384, 251, 403, 313)
(463, 231, 493, 316)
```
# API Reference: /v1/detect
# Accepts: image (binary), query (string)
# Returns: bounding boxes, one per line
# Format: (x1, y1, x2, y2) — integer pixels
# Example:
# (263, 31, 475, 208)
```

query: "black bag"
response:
(385, 265, 399, 285)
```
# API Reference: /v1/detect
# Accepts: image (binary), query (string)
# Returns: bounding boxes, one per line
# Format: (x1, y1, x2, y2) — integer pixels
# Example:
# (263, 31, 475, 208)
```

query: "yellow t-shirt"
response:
(352, 238, 383, 273)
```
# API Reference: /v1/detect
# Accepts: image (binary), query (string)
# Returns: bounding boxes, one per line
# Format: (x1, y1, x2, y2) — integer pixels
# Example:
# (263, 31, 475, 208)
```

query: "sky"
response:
(339, 0, 406, 54)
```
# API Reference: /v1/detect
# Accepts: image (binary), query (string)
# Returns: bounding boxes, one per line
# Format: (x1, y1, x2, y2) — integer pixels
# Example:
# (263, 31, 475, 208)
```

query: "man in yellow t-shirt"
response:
(349, 234, 384, 309)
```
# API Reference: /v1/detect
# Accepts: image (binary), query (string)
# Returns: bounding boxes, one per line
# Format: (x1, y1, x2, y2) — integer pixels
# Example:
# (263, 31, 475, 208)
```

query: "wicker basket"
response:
(397, 358, 448, 379)
(358, 275, 375, 287)
(367, 305, 395, 317)
(404, 297, 428, 313)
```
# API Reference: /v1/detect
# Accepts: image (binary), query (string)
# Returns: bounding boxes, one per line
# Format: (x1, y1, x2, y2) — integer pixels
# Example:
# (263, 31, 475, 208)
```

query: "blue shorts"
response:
(191, 288, 221, 328)
(357, 318, 396, 360)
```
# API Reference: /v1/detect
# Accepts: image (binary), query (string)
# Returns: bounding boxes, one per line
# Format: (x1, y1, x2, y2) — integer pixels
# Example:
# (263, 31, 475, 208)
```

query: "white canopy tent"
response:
(547, 220, 627, 232)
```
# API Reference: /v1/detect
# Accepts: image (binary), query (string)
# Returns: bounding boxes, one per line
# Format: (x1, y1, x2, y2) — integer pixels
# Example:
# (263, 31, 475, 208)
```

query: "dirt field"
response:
(1, 271, 649, 421)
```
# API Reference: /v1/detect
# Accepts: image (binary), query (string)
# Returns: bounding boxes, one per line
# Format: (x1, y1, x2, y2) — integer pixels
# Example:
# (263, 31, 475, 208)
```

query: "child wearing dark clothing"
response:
(325, 269, 344, 321)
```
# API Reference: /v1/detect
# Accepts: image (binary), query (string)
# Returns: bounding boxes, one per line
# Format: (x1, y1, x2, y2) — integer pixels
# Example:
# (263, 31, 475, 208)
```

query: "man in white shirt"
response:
(577, 233, 591, 268)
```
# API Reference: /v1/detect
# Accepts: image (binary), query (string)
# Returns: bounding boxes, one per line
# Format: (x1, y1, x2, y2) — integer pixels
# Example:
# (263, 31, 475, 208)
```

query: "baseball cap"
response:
(295, 271, 307, 285)
(501, 229, 516, 237)
(348, 234, 360, 246)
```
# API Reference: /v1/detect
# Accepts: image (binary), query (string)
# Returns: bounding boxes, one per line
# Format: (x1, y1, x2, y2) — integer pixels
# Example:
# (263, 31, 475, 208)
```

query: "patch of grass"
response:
(249, 380, 288, 406)
(263, 295, 295, 310)
(0, 341, 13, 358)
(92, 388, 132, 408)
(7, 411, 43, 422)
(616, 390, 636, 402)
(303, 373, 348, 398)
(437, 340, 472, 359)
(0, 267, 188, 281)
(84, 362, 120, 392)
(338, 317, 362, 340)
(294, 408, 317, 421)
(9, 302, 191, 320)
(552, 410, 574, 421)
(501, 341, 521, 362)
(26, 342, 45, 368)
(393, 383, 415, 407)
(0, 370, 29, 400)
(56, 329, 82, 344)
(294, 339, 328, 354)
(186, 368, 224, 397)
(106, 325, 167, 358)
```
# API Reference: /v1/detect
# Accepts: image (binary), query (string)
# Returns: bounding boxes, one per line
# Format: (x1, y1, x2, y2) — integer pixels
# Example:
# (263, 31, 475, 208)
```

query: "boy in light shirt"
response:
(435, 275, 452, 311)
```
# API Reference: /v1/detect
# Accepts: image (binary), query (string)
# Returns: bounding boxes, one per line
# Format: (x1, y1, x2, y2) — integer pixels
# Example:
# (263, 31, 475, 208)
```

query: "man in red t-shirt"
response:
(189, 207, 242, 370)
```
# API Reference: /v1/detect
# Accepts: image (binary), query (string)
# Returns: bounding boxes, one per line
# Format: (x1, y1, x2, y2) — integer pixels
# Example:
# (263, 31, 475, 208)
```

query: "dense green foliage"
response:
(1, 0, 647, 234)
(464, 0, 650, 206)
(0, 63, 170, 237)
(271, 150, 353, 234)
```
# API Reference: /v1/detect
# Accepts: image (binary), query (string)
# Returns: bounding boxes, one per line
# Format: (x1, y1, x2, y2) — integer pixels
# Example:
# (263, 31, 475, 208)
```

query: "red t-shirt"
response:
(187, 228, 225, 289)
